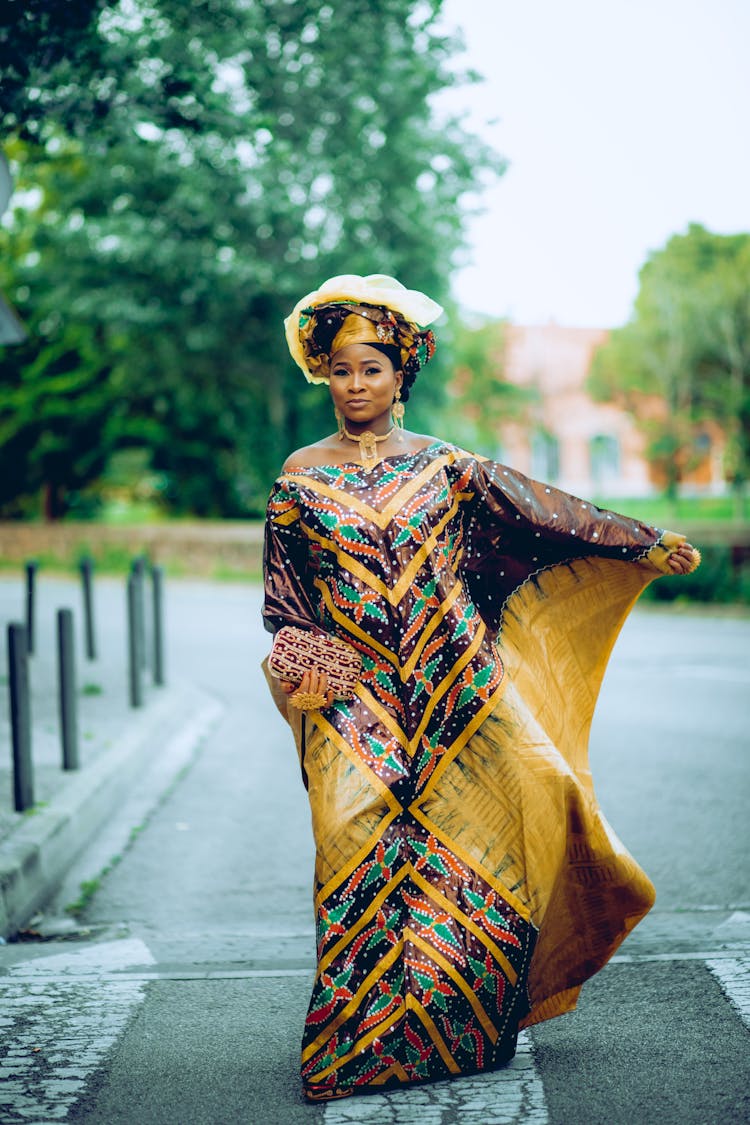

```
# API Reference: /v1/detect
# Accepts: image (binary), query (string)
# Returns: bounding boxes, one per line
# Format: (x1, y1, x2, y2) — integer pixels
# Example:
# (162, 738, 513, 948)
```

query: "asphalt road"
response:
(1, 580, 749, 1124)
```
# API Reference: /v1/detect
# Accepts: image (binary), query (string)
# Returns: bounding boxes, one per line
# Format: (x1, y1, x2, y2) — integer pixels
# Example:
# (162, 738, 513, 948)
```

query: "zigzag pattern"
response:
(268, 447, 533, 1098)
(265, 442, 666, 1099)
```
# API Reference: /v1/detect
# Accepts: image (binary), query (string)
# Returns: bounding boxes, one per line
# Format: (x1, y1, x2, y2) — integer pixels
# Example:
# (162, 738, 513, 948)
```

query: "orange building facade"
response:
(487, 323, 725, 498)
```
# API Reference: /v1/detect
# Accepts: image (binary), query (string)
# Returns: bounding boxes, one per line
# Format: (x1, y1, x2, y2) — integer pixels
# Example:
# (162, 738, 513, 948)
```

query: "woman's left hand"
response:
(667, 542, 699, 574)
(282, 669, 335, 711)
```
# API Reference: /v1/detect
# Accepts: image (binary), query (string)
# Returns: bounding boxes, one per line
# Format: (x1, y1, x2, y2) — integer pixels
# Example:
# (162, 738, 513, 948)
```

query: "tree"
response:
(588, 224, 750, 513)
(440, 314, 534, 455)
(0, 0, 502, 518)
(0, 0, 114, 138)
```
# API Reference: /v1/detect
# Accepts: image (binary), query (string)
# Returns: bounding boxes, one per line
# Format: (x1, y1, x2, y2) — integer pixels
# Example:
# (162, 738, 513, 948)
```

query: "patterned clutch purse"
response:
(268, 626, 362, 700)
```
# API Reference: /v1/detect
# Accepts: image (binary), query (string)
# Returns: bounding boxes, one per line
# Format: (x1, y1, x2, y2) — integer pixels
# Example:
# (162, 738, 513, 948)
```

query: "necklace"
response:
(342, 425, 395, 472)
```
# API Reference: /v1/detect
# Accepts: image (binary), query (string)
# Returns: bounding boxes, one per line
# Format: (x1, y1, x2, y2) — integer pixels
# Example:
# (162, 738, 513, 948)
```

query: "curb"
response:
(0, 681, 223, 938)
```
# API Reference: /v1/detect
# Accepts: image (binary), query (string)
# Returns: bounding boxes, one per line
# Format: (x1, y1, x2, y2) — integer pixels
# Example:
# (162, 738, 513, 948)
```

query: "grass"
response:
(64, 824, 144, 918)
(211, 562, 264, 583)
(593, 494, 743, 525)
(0, 549, 189, 579)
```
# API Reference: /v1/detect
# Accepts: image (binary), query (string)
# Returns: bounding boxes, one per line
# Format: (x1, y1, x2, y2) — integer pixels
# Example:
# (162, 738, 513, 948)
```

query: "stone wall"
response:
(0, 522, 265, 577)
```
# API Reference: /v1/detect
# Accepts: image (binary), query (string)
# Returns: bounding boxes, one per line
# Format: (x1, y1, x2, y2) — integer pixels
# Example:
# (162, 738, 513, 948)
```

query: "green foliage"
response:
(592, 494, 738, 525)
(0, 0, 501, 518)
(589, 224, 750, 512)
(438, 314, 534, 455)
(0, 0, 114, 138)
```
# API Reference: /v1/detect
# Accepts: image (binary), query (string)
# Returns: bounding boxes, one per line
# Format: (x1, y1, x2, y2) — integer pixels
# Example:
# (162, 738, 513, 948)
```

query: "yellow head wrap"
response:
(284, 274, 443, 385)
(330, 314, 381, 355)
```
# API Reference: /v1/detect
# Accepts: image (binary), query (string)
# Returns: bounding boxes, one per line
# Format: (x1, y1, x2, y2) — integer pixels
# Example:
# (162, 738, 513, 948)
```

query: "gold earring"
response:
(334, 406, 345, 440)
(392, 387, 405, 438)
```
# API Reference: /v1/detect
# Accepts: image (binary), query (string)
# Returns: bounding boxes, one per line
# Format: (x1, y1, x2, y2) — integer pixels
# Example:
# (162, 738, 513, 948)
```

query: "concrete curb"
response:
(0, 681, 223, 938)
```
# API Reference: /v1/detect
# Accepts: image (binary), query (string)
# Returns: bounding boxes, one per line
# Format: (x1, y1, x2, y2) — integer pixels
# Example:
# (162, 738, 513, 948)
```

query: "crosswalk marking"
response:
(0, 940, 152, 1125)
(322, 1032, 549, 1125)
(2, 942, 749, 1122)
(705, 956, 750, 1031)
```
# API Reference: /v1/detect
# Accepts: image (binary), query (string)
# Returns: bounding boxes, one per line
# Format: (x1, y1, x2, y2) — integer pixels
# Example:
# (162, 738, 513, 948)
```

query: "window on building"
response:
(531, 431, 560, 481)
(590, 434, 620, 487)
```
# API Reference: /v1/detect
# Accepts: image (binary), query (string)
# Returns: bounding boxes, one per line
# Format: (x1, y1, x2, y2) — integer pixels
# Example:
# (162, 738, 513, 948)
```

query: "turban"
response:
(284, 274, 443, 384)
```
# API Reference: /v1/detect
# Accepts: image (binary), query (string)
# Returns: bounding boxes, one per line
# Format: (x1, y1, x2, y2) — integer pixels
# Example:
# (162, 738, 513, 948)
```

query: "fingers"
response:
(667, 543, 697, 574)
(301, 669, 329, 695)
(284, 669, 334, 706)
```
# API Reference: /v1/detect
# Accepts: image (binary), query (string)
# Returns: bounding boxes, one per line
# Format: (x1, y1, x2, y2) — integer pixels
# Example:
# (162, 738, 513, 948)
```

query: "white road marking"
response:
(14, 948, 747, 982)
(0, 940, 153, 1124)
(705, 956, 750, 1031)
(712, 910, 750, 935)
(612, 949, 750, 963)
(322, 1031, 548, 1125)
(2, 943, 748, 1122)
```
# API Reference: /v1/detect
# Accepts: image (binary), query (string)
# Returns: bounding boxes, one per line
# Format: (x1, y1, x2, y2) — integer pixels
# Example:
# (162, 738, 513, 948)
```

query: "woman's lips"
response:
(347, 399, 369, 407)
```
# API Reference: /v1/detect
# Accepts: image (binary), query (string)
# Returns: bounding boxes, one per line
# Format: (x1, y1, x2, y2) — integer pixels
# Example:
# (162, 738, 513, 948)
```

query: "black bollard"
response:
(127, 573, 143, 708)
(24, 560, 38, 655)
(151, 564, 165, 687)
(131, 557, 148, 671)
(57, 608, 79, 770)
(7, 622, 34, 811)
(79, 556, 97, 661)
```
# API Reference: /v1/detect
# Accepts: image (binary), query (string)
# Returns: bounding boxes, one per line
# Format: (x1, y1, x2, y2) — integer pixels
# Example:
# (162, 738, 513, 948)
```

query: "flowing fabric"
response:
(262, 441, 665, 1100)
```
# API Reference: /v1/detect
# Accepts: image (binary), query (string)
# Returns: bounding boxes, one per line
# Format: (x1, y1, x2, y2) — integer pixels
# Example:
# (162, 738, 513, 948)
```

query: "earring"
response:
(334, 406, 345, 440)
(392, 387, 405, 438)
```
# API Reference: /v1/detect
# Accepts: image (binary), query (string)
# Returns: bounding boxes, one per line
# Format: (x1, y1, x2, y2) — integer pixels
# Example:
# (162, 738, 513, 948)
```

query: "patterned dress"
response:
(262, 441, 667, 1101)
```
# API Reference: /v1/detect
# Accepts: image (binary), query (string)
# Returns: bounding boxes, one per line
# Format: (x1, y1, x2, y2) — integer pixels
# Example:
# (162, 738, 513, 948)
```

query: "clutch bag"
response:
(268, 626, 361, 700)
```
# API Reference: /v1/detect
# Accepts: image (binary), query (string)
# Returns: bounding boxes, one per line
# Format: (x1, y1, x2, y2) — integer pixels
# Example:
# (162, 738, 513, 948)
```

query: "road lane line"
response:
(321, 1031, 548, 1124)
(611, 949, 750, 963)
(8, 947, 750, 986)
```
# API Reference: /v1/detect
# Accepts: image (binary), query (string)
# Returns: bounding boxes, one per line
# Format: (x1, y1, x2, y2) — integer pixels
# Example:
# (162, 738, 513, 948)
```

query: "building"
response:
(489, 323, 724, 498)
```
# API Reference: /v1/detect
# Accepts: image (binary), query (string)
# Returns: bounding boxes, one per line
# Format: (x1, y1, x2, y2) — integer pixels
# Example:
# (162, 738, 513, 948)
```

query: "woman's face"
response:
(329, 343, 402, 431)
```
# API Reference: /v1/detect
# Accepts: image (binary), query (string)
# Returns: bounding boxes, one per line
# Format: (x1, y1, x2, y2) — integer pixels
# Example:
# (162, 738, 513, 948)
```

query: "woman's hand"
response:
(281, 669, 335, 711)
(667, 542, 699, 575)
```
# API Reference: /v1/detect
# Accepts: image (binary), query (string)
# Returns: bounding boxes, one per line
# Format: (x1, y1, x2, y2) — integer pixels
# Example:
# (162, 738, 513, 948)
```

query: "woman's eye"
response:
(365, 367, 381, 376)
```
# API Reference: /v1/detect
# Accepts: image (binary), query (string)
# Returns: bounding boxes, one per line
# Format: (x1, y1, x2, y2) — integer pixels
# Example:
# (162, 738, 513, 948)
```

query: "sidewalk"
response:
(0, 574, 222, 938)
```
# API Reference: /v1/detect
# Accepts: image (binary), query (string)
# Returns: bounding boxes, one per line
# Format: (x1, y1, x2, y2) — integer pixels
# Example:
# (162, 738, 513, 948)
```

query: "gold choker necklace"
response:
(342, 425, 394, 472)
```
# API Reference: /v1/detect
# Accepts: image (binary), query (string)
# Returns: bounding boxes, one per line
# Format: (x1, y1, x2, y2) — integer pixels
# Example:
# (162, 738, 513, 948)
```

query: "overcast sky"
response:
(436, 0, 750, 327)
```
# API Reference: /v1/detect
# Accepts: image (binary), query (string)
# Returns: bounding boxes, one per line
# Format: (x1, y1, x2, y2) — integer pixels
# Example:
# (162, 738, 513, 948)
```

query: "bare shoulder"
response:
(281, 436, 341, 471)
(408, 432, 443, 450)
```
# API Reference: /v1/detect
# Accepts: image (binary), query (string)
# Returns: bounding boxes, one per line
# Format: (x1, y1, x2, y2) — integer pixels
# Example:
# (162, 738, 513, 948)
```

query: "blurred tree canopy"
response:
(589, 224, 750, 513)
(442, 316, 534, 456)
(0, 0, 113, 137)
(0, 0, 501, 519)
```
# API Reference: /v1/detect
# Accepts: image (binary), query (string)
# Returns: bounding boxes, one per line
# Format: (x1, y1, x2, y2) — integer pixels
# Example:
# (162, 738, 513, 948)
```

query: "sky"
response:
(436, 0, 750, 327)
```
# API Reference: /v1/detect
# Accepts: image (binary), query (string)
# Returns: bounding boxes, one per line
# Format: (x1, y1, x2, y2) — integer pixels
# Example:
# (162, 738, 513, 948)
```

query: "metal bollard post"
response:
(79, 556, 97, 661)
(24, 560, 38, 655)
(127, 573, 143, 708)
(131, 557, 148, 671)
(7, 623, 34, 811)
(151, 565, 165, 686)
(57, 608, 79, 770)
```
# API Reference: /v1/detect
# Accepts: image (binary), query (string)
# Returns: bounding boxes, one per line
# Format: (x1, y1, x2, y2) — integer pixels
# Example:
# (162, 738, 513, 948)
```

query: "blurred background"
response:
(1, 0, 749, 602)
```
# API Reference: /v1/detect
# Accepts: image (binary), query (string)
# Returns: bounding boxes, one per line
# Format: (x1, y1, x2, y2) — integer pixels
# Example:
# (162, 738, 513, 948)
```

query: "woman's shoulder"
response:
(281, 436, 343, 472)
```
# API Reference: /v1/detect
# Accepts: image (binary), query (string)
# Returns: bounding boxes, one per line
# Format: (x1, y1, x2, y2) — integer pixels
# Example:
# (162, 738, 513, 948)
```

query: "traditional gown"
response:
(262, 440, 681, 1101)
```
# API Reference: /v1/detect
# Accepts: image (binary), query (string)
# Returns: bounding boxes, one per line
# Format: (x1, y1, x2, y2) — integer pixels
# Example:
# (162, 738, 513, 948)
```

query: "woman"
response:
(262, 273, 698, 1102)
